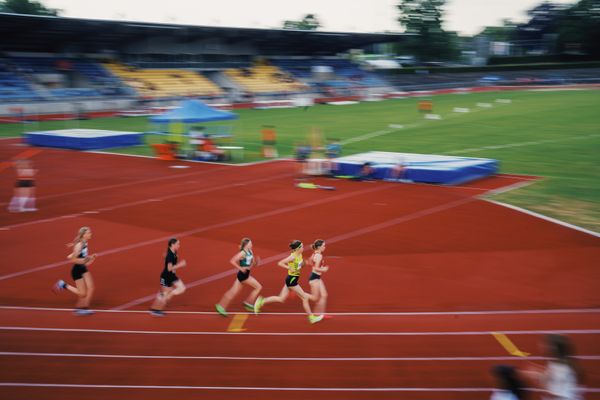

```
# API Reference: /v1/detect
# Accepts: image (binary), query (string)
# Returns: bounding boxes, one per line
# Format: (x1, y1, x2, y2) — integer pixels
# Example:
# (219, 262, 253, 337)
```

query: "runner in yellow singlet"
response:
(254, 240, 323, 324)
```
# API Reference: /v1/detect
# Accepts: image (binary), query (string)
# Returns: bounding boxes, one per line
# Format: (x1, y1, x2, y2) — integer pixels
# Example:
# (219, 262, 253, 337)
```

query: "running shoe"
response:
(242, 302, 254, 312)
(52, 280, 67, 293)
(149, 309, 165, 317)
(215, 304, 228, 317)
(74, 308, 94, 316)
(308, 314, 324, 324)
(254, 296, 264, 314)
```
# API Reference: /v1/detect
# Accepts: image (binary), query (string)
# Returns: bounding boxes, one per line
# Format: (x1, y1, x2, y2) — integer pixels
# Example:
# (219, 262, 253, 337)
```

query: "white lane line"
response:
(486, 199, 600, 238)
(112, 253, 287, 310)
(1, 326, 599, 336)
(339, 96, 512, 147)
(1, 305, 599, 316)
(0, 184, 392, 282)
(340, 128, 396, 145)
(0, 164, 231, 207)
(0, 171, 294, 230)
(0, 382, 493, 391)
(445, 133, 600, 155)
(86, 150, 286, 167)
(481, 179, 538, 196)
(0, 383, 597, 393)
(114, 194, 475, 310)
(323, 195, 474, 245)
(1, 351, 599, 362)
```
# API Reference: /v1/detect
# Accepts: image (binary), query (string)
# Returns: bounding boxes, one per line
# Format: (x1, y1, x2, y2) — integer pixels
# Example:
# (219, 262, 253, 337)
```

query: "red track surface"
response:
(1, 139, 599, 399)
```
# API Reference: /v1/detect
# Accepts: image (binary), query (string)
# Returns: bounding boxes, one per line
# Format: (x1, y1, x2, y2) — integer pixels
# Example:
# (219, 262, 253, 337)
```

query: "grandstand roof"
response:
(0, 13, 408, 55)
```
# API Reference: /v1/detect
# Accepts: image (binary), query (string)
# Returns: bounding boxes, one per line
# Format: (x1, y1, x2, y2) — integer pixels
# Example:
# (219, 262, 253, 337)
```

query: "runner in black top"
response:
(53, 227, 97, 315)
(150, 238, 187, 316)
(215, 238, 263, 316)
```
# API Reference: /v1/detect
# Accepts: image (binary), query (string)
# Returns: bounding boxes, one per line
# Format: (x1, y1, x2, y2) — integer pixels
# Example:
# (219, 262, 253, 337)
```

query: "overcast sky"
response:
(43, 0, 577, 35)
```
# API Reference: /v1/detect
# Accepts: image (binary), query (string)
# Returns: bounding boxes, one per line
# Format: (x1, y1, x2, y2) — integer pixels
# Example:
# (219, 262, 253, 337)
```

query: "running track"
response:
(0, 139, 599, 399)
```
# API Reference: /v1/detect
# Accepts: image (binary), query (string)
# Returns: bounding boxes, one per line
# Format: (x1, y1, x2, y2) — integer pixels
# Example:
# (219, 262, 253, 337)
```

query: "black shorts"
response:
(285, 275, 300, 287)
(71, 264, 88, 281)
(237, 269, 250, 282)
(16, 180, 34, 188)
(160, 271, 179, 288)
(309, 272, 321, 281)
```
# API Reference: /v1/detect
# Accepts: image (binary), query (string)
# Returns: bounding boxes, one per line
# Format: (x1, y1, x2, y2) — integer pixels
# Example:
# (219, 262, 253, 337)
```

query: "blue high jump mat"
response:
(25, 129, 144, 150)
(334, 151, 498, 185)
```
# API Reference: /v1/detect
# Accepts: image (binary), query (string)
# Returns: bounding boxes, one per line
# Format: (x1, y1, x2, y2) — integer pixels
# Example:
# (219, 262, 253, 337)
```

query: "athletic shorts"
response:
(285, 274, 300, 287)
(71, 264, 88, 281)
(309, 272, 321, 281)
(16, 180, 34, 188)
(160, 271, 179, 288)
(237, 269, 250, 282)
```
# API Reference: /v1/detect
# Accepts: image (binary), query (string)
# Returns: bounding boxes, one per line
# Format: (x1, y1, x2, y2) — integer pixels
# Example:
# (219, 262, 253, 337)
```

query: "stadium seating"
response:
(4, 54, 598, 103)
(271, 58, 390, 88)
(10, 57, 57, 74)
(47, 88, 102, 97)
(6, 56, 126, 98)
(104, 61, 223, 98)
(224, 65, 306, 94)
(72, 60, 123, 87)
(0, 71, 41, 101)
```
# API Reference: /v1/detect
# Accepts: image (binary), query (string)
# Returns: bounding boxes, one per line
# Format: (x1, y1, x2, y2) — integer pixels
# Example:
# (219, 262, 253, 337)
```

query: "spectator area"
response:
(104, 62, 223, 98)
(0, 71, 41, 101)
(272, 58, 390, 88)
(224, 65, 306, 93)
(2, 56, 127, 99)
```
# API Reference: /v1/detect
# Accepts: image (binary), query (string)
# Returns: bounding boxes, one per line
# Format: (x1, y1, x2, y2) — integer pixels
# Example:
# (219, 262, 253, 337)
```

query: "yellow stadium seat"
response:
(104, 62, 223, 98)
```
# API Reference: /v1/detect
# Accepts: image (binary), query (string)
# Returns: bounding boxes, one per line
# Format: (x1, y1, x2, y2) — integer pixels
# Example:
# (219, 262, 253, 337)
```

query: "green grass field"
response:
(1, 89, 599, 232)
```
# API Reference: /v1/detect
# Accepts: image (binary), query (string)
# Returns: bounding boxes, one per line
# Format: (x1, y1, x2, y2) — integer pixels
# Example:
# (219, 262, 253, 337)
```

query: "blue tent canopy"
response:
(150, 99, 238, 123)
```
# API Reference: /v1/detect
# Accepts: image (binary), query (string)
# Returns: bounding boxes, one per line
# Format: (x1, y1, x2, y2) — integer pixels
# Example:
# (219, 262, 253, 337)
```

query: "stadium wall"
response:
(0, 99, 135, 119)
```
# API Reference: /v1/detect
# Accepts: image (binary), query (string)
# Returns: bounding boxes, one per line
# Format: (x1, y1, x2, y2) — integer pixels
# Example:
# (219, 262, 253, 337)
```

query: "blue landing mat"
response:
(26, 129, 144, 150)
(334, 151, 498, 185)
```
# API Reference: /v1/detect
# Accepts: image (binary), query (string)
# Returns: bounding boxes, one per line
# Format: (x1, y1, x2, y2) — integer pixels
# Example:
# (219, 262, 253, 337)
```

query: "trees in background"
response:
(557, 0, 600, 57)
(283, 14, 321, 31)
(396, 0, 459, 61)
(0, 0, 60, 16)
(478, 20, 518, 43)
(478, 0, 600, 60)
(394, 0, 600, 62)
(511, 2, 569, 55)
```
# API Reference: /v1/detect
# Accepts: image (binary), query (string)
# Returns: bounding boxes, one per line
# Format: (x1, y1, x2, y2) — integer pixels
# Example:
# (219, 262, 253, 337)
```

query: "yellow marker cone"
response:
(492, 332, 530, 357)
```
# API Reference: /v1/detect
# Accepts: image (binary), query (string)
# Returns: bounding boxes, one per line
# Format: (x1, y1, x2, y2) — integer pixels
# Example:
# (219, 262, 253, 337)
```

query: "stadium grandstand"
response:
(1, 11, 599, 119)
(104, 61, 223, 98)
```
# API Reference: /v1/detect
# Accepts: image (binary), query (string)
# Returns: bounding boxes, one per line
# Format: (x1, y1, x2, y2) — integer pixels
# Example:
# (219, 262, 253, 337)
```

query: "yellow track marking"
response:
(492, 332, 530, 357)
(227, 314, 248, 332)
